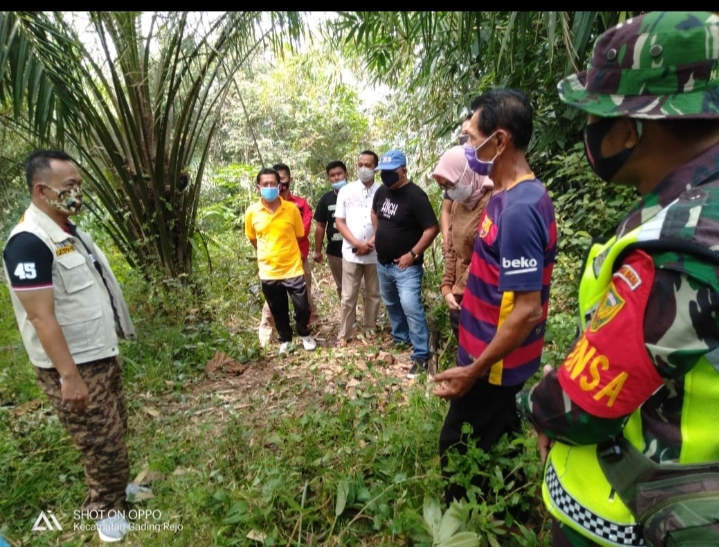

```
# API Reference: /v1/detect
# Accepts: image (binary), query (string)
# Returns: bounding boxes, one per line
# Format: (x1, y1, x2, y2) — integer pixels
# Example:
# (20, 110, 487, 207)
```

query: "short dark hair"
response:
(256, 168, 280, 185)
(470, 89, 533, 151)
(463, 113, 473, 122)
(358, 150, 379, 167)
(25, 149, 74, 192)
(272, 163, 291, 177)
(325, 160, 347, 175)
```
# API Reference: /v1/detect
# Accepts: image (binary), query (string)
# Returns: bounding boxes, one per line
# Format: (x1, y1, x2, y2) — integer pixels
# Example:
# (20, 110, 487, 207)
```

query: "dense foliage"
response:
(0, 10, 646, 547)
(0, 12, 301, 278)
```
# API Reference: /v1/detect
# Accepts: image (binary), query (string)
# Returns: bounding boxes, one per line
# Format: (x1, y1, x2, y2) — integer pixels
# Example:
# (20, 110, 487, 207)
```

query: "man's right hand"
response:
(354, 241, 374, 256)
(60, 371, 90, 413)
(433, 366, 478, 400)
(313, 251, 323, 263)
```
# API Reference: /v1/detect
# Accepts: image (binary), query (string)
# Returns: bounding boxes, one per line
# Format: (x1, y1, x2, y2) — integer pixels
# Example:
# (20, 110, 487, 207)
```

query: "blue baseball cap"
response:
(375, 150, 407, 171)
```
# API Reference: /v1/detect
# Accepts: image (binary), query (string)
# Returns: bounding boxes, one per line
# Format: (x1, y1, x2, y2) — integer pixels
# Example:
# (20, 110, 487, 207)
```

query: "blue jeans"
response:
(376, 263, 431, 361)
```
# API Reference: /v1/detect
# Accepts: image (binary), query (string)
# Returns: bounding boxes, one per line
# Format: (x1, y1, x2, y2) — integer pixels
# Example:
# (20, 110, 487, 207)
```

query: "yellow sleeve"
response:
(245, 208, 255, 240)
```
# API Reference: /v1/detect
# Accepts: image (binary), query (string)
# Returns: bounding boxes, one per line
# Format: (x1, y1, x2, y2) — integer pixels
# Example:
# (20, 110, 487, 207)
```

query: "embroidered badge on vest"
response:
(558, 250, 664, 418)
(55, 243, 76, 256)
(589, 284, 625, 332)
(614, 264, 642, 291)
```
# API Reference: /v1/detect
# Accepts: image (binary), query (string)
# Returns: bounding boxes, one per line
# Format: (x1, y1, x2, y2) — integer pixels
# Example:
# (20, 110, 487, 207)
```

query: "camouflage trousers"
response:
(551, 519, 601, 546)
(35, 356, 130, 516)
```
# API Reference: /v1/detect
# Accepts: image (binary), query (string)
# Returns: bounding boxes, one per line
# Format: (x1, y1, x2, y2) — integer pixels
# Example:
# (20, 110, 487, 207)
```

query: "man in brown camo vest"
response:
(2, 150, 138, 542)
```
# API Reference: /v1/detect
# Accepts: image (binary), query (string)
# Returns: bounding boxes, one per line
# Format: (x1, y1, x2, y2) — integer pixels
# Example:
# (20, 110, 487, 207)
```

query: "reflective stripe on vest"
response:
(544, 443, 643, 547)
(545, 192, 719, 542)
(545, 207, 676, 543)
(544, 459, 643, 546)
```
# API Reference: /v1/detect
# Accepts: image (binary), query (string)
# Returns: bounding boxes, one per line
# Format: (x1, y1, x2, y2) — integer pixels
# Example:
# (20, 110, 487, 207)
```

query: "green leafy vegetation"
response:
(0, 266, 550, 546)
(0, 11, 301, 278)
(0, 215, 555, 546)
(0, 10, 639, 546)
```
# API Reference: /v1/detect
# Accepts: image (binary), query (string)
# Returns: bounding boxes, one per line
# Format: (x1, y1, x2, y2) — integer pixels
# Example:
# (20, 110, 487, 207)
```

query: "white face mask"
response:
(357, 167, 375, 183)
(444, 162, 472, 203)
(446, 183, 472, 203)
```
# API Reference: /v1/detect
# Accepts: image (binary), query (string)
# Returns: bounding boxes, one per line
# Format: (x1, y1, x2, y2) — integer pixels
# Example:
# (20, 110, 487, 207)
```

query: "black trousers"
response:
(449, 307, 461, 340)
(261, 276, 310, 342)
(438, 378, 524, 504)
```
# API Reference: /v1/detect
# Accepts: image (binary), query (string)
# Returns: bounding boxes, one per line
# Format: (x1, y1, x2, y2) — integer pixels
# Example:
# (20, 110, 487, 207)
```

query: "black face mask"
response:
(583, 117, 637, 183)
(380, 170, 400, 187)
(279, 182, 289, 192)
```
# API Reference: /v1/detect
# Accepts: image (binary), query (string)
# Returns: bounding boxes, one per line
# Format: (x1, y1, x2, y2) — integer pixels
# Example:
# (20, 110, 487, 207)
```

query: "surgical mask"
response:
(260, 186, 280, 201)
(583, 118, 643, 183)
(331, 179, 347, 191)
(446, 182, 472, 203)
(42, 185, 83, 215)
(464, 131, 498, 176)
(444, 162, 472, 202)
(357, 167, 375, 183)
(380, 170, 400, 187)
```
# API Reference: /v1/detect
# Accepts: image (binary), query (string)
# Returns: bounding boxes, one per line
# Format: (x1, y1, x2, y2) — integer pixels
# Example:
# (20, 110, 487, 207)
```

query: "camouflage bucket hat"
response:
(558, 11, 719, 119)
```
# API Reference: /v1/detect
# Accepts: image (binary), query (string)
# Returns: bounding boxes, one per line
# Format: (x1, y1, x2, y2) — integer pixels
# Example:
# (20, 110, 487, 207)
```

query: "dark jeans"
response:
(439, 378, 524, 504)
(376, 263, 431, 361)
(261, 275, 310, 342)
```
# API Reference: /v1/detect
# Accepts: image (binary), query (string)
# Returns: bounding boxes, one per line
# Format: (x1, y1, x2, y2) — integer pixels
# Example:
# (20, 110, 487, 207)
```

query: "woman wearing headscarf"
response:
(432, 146, 493, 338)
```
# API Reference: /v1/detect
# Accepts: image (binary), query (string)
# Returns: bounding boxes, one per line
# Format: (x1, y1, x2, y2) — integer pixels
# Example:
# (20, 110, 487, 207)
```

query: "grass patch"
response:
(0, 232, 554, 546)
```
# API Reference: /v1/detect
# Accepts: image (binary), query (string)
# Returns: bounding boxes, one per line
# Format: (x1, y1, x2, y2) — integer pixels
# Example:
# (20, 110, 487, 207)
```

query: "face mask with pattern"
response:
(42, 185, 83, 215)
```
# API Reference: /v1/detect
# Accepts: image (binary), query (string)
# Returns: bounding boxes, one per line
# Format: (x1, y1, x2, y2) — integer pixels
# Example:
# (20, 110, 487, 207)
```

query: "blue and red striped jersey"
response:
(458, 175, 557, 386)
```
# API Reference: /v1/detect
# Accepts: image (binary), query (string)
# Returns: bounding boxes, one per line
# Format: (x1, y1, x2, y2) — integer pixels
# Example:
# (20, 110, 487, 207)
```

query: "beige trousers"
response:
(327, 254, 343, 298)
(337, 259, 381, 340)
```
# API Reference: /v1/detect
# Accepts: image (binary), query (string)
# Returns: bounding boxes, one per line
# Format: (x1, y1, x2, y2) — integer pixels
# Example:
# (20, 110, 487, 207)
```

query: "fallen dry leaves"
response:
(204, 351, 249, 376)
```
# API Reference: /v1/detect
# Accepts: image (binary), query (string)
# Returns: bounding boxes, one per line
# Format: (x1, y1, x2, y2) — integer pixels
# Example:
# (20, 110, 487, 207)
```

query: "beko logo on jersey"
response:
(503, 256, 538, 275)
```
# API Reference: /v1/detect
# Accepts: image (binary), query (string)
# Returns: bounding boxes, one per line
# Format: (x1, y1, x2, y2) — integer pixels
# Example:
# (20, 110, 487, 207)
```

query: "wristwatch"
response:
(409, 249, 418, 260)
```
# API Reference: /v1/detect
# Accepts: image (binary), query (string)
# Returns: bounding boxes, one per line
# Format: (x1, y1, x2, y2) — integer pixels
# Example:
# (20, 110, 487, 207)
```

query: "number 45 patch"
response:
(13, 262, 37, 280)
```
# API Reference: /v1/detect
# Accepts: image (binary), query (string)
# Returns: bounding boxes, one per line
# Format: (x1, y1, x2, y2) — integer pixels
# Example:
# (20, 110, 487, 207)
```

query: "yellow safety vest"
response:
(543, 197, 719, 546)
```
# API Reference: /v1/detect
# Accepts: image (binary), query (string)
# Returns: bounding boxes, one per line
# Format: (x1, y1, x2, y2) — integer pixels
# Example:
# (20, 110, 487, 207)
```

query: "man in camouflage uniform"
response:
(517, 11, 719, 547)
(3, 150, 137, 542)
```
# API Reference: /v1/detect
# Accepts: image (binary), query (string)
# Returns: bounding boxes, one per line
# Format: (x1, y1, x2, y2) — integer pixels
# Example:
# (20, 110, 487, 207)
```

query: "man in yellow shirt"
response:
(245, 168, 317, 353)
